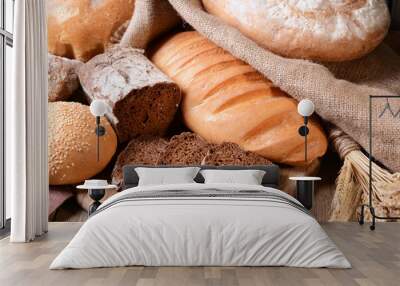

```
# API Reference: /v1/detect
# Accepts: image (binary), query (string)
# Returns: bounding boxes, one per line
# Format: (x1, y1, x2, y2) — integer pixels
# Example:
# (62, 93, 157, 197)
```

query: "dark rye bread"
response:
(111, 136, 168, 186)
(158, 132, 212, 165)
(79, 47, 181, 143)
(112, 133, 272, 187)
(202, 142, 272, 166)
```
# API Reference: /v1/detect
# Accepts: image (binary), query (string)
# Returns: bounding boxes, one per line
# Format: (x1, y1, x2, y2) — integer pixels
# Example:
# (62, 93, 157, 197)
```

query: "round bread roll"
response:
(150, 31, 328, 166)
(47, 0, 135, 62)
(202, 0, 390, 62)
(49, 102, 117, 185)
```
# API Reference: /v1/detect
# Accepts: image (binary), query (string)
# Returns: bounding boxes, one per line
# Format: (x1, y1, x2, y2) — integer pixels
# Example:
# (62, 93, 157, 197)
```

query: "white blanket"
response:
(50, 183, 351, 269)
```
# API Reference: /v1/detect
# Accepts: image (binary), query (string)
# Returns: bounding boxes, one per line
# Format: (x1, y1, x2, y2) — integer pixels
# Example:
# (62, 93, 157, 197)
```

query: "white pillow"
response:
(135, 167, 200, 186)
(200, 169, 266, 185)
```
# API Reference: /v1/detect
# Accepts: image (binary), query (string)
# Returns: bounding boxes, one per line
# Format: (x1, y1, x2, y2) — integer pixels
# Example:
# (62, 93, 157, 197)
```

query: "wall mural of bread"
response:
(46, 0, 399, 223)
(202, 0, 391, 62)
(150, 31, 328, 166)
(47, 0, 135, 62)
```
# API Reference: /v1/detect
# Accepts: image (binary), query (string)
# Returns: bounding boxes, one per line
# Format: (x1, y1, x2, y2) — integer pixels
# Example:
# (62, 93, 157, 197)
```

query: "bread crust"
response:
(158, 132, 211, 165)
(111, 136, 168, 186)
(150, 31, 328, 165)
(47, 0, 135, 62)
(202, 142, 272, 166)
(48, 54, 82, 102)
(202, 0, 390, 61)
(49, 102, 117, 185)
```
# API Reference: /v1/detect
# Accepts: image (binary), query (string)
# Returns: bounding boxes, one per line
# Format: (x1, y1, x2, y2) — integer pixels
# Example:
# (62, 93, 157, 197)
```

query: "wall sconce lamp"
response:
(297, 99, 315, 164)
(90, 100, 108, 162)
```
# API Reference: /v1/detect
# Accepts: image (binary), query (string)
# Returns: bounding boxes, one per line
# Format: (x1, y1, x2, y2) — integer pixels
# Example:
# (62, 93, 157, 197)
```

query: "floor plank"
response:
(0, 222, 399, 286)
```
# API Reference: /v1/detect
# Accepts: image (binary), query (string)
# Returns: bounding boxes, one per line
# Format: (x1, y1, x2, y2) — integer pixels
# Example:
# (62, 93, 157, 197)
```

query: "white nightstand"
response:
(289, 177, 321, 210)
(77, 180, 117, 215)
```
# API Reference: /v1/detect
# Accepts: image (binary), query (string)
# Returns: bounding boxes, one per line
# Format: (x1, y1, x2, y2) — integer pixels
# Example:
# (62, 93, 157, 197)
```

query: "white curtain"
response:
(8, 0, 48, 242)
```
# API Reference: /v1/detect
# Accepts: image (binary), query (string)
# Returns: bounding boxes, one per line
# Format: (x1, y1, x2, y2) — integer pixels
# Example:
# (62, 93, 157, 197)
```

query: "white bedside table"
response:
(77, 180, 117, 215)
(289, 177, 321, 210)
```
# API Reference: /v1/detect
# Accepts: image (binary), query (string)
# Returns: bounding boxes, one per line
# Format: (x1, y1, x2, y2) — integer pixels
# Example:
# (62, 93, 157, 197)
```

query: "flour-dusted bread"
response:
(202, 0, 390, 61)
(158, 132, 211, 165)
(49, 102, 117, 185)
(150, 31, 328, 166)
(79, 47, 181, 143)
(47, 0, 135, 62)
(111, 136, 168, 186)
(202, 142, 272, 166)
(48, 54, 82, 102)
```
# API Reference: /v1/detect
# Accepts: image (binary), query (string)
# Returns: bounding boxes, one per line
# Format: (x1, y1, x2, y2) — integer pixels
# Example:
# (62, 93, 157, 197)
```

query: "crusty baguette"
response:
(150, 31, 328, 166)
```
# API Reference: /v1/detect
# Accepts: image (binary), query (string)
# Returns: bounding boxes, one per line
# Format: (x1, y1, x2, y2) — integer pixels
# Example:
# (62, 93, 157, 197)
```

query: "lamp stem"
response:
(96, 116, 100, 162)
(305, 128, 307, 164)
(304, 116, 308, 164)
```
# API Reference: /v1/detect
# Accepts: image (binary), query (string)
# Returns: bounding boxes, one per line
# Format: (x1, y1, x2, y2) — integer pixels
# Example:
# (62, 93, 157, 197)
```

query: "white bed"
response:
(50, 182, 350, 269)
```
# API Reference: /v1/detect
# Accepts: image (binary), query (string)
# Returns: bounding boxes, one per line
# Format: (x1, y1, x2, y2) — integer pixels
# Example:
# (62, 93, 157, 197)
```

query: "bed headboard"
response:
(122, 164, 280, 190)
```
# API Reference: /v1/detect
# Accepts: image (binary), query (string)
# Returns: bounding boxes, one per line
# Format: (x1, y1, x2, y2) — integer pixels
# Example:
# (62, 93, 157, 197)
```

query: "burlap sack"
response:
(325, 44, 400, 95)
(123, 0, 400, 172)
(119, 0, 180, 48)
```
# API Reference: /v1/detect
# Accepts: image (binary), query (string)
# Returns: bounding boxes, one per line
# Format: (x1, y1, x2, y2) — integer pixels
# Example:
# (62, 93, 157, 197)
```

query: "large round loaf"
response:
(47, 0, 135, 62)
(150, 32, 328, 166)
(202, 0, 390, 62)
(49, 102, 117, 185)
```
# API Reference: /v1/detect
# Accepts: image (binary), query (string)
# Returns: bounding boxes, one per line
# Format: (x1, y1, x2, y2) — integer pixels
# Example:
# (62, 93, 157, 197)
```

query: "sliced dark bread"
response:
(111, 135, 168, 186)
(79, 47, 181, 143)
(202, 142, 272, 166)
(158, 132, 212, 165)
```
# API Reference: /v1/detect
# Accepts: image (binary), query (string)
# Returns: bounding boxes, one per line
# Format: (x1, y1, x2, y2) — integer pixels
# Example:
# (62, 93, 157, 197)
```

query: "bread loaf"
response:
(47, 0, 135, 62)
(48, 54, 82, 102)
(111, 136, 168, 186)
(49, 102, 117, 185)
(158, 132, 212, 165)
(202, 0, 390, 61)
(202, 142, 272, 166)
(79, 47, 181, 143)
(113, 132, 277, 185)
(150, 31, 328, 166)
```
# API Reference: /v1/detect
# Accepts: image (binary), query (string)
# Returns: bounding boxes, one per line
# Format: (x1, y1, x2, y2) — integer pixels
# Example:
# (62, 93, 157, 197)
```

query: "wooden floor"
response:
(1, 223, 399, 286)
